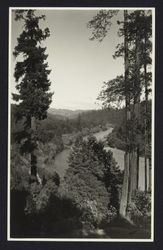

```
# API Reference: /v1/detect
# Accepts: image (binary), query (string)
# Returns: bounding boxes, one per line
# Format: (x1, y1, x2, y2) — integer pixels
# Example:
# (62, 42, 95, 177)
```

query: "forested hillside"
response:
(11, 104, 124, 142)
(10, 9, 152, 239)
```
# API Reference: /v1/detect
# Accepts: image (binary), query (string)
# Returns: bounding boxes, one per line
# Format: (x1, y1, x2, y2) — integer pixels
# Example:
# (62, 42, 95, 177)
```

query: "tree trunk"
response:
(120, 10, 131, 218)
(120, 11, 142, 218)
(133, 11, 141, 194)
(136, 147, 139, 189)
(31, 153, 37, 176)
(129, 150, 137, 203)
(144, 154, 148, 192)
(148, 155, 151, 191)
(120, 153, 130, 217)
(30, 116, 37, 179)
(133, 101, 140, 194)
(144, 68, 148, 192)
(143, 23, 149, 193)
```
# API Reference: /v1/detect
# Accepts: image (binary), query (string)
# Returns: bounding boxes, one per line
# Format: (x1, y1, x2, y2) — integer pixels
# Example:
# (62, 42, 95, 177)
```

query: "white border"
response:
(8, 7, 155, 242)
(8, 6, 12, 242)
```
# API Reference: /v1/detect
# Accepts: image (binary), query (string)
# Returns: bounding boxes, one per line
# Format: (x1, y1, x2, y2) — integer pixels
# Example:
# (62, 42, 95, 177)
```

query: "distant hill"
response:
(78, 108, 124, 127)
(48, 108, 124, 126)
(11, 104, 125, 145)
(48, 108, 86, 119)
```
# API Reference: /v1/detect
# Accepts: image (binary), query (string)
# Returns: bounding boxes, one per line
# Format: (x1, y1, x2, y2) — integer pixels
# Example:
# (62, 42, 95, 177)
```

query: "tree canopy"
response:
(13, 10, 53, 121)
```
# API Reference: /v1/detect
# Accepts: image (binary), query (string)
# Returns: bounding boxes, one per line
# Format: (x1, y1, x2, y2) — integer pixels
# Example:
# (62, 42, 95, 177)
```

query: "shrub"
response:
(22, 182, 83, 237)
(11, 146, 30, 192)
(127, 190, 151, 228)
(107, 131, 126, 151)
(61, 136, 122, 232)
(24, 177, 59, 214)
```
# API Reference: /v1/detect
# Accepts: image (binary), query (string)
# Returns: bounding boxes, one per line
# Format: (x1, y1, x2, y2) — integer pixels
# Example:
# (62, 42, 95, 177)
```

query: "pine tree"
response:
(88, 9, 132, 218)
(127, 11, 152, 192)
(88, 9, 152, 218)
(13, 10, 53, 181)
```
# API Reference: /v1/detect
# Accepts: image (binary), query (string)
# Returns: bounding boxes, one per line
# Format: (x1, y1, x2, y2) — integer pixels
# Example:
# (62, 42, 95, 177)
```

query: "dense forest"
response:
(10, 9, 152, 239)
(11, 103, 124, 148)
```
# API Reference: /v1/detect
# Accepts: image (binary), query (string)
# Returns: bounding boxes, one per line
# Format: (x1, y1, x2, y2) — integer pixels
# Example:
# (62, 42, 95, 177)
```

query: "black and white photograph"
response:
(8, 7, 155, 241)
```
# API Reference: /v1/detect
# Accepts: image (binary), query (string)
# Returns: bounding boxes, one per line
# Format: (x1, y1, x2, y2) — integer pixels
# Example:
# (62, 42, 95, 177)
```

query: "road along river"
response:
(54, 128, 149, 190)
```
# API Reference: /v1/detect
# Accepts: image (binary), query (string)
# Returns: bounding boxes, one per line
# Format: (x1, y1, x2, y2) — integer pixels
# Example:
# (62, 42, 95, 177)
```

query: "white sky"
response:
(11, 9, 124, 110)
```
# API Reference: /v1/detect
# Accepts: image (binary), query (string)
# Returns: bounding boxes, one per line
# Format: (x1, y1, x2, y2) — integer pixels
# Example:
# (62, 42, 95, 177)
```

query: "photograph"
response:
(8, 7, 155, 241)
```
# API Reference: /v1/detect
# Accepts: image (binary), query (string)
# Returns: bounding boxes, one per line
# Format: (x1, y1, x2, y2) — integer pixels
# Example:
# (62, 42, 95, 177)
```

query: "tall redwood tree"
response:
(13, 10, 53, 180)
(88, 9, 152, 218)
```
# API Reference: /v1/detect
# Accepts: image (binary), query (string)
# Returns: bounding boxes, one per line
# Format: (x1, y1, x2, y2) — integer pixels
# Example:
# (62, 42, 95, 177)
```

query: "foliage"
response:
(97, 75, 125, 109)
(88, 9, 151, 116)
(61, 136, 123, 231)
(13, 10, 53, 155)
(72, 108, 124, 129)
(87, 10, 119, 42)
(107, 131, 126, 151)
(10, 143, 83, 237)
(11, 145, 30, 192)
(24, 178, 59, 215)
(106, 100, 152, 156)
(10, 141, 61, 192)
(127, 190, 151, 227)
(88, 10, 152, 220)
(13, 10, 53, 119)
(11, 103, 124, 150)
(11, 177, 84, 237)
(89, 10, 152, 149)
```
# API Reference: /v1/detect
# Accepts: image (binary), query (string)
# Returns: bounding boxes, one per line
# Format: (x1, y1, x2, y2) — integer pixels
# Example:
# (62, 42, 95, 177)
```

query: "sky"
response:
(10, 9, 124, 110)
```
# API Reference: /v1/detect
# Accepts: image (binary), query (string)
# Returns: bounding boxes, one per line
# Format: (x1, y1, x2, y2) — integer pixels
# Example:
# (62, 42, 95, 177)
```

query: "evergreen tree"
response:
(88, 9, 152, 218)
(127, 10, 152, 192)
(88, 9, 131, 218)
(63, 136, 122, 230)
(13, 10, 53, 180)
(141, 11, 152, 192)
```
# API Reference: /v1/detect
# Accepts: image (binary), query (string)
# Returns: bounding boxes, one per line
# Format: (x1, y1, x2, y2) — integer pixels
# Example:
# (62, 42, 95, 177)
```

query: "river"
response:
(54, 128, 148, 190)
